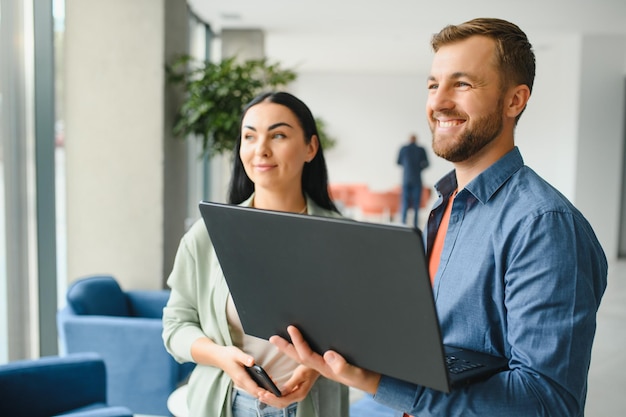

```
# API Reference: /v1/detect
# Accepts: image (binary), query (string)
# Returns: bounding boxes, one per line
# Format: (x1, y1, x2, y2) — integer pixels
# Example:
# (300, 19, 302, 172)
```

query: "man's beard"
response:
(430, 99, 504, 163)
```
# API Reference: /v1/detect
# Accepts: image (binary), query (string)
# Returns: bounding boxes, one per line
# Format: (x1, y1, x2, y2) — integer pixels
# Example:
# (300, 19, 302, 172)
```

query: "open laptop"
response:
(199, 201, 508, 393)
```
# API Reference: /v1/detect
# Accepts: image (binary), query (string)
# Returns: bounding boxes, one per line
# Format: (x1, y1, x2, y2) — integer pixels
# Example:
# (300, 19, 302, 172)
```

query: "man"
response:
(265, 18, 608, 416)
(397, 133, 429, 228)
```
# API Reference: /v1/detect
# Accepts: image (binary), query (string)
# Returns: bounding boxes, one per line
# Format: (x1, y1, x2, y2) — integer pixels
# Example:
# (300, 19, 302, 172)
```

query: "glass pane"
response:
(53, 0, 66, 308)
(0, 0, 7, 364)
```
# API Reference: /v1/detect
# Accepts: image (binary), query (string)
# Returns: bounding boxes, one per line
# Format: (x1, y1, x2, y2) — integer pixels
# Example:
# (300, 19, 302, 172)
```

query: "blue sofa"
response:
(0, 352, 132, 417)
(57, 275, 194, 416)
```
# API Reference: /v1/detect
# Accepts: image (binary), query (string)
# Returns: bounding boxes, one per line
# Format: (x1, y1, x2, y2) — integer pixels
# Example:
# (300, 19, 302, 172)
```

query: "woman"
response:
(162, 91, 348, 417)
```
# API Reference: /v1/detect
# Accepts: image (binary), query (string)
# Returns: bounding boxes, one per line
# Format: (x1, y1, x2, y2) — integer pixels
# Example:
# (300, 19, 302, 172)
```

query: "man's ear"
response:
(505, 84, 531, 119)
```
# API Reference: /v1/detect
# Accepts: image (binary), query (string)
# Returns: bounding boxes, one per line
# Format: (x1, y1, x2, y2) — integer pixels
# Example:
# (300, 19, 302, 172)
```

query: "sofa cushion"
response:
(66, 276, 130, 317)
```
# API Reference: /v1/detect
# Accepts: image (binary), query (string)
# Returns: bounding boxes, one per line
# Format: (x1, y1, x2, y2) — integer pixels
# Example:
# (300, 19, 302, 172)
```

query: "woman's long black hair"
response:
(227, 91, 339, 213)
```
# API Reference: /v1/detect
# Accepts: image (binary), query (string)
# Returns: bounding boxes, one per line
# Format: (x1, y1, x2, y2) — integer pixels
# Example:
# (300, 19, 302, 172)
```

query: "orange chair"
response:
(328, 183, 369, 214)
(355, 188, 400, 223)
(328, 183, 351, 207)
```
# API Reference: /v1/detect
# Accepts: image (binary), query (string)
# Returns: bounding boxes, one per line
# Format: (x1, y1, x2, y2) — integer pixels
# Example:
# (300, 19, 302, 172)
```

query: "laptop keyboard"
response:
(446, 354, 485, 374)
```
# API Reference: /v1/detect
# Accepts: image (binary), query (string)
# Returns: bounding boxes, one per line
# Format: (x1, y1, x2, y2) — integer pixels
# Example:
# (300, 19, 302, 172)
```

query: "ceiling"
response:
(187, 0, 626, 75)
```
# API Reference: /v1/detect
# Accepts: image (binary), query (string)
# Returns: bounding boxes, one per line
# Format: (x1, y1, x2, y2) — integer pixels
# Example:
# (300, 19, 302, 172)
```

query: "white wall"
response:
(575, 35, 626, 260)
(516, 34, 582, 198)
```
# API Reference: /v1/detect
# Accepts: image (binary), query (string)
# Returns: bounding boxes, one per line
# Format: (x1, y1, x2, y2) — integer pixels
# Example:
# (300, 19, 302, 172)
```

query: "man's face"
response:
(426, 36, 505, 163)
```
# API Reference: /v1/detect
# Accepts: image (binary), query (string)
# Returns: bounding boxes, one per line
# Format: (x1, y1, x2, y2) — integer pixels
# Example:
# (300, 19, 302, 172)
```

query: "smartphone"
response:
(245, 365, 282, 397)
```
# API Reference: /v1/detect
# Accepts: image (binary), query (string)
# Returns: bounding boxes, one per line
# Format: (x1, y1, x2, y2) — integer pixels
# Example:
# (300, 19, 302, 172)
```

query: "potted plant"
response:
(167, 55, 336, 156)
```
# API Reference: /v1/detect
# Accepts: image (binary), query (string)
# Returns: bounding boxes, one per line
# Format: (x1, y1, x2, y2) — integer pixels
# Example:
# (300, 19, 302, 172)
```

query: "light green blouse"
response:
(162, 195, 349, 417)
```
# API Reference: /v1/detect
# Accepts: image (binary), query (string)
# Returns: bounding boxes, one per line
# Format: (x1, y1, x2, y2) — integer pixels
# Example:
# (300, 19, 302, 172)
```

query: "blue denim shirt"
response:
(375, 147, 608, 416)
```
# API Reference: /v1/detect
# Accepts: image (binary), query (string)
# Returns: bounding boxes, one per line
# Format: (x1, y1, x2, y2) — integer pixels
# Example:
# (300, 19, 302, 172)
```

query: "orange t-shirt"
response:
(428, 190, 457, 284)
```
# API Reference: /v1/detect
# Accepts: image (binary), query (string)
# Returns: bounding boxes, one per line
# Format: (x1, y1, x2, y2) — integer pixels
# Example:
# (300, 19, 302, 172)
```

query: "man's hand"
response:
(270, 325, 382, 394)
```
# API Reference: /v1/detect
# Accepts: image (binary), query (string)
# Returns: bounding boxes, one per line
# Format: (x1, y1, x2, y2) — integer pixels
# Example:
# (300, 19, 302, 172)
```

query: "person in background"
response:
(397, 133, 429, 227)
(162, 91, 349, 417)
(266, 18, 608, 417)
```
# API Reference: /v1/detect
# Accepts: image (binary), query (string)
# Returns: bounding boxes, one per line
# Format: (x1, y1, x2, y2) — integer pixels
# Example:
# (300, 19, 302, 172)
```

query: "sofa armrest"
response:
(55, 406, 133, 417)
(0, 353, 107, 417)
(57, 313, 184, 415)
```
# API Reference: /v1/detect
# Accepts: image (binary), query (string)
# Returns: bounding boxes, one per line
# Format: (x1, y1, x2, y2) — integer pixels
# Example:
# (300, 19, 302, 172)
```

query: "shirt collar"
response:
(434, 147, 524, 204)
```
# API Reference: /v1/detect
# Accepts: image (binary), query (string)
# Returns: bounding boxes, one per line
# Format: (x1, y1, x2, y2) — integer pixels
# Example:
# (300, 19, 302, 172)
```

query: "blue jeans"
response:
(232, 389, 297, 417)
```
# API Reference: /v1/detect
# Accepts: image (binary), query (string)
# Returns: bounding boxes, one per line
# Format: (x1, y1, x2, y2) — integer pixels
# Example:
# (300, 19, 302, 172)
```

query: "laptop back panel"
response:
(200, 201, 507, 392)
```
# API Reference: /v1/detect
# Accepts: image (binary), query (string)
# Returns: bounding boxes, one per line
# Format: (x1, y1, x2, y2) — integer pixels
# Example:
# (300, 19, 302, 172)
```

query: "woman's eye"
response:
(272, 133, 286, 139)
(427, 83, 438, 90)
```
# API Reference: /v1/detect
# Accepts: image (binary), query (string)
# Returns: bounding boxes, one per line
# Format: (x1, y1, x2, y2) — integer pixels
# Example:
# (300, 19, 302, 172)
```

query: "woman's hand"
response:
(190, 336, 323, 408)
(256, 365, 320, 408)
(190, 338, 264, 396)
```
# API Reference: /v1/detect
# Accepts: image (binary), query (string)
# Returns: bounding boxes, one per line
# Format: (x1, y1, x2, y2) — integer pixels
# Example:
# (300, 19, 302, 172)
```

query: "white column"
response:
(64, 0, 188, 289)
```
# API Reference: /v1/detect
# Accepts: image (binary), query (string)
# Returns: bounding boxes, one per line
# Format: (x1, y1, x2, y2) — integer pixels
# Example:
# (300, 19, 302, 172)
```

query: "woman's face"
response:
(240, 101, 318, 194)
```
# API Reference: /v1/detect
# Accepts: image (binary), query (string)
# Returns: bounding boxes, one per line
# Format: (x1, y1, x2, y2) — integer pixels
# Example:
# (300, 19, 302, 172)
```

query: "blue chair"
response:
(57, 275, 194, 416)
(0, 352, 132, 417)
